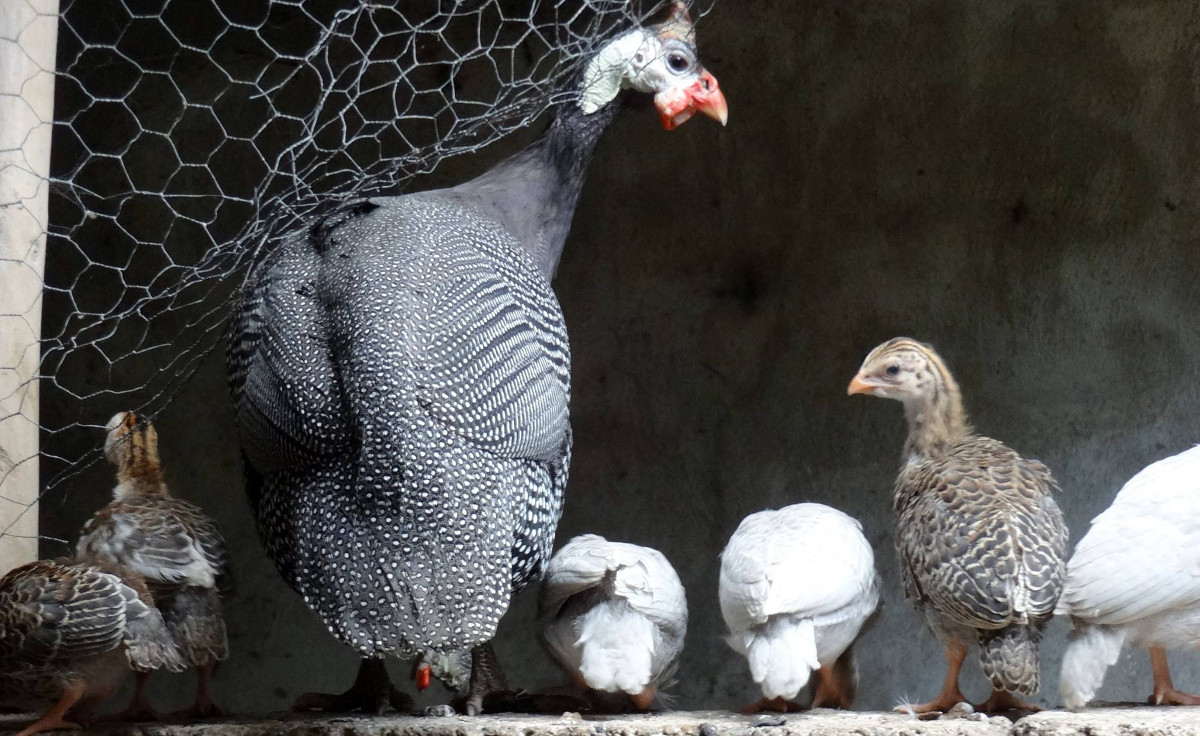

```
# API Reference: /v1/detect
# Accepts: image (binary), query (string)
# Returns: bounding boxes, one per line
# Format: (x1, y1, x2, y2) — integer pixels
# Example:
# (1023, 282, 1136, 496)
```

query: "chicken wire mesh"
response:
(0, 0, 712, 551)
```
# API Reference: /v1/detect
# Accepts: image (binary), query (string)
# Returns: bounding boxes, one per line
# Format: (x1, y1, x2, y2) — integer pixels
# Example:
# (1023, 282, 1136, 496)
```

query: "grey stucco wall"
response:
(39, 0, 1200, 716)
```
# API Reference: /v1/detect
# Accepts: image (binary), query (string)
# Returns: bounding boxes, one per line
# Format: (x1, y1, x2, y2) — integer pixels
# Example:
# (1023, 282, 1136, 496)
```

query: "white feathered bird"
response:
(1059, 444, 1200, 709)
(538, 534, 687, 710)
(720, 502, 879, 712)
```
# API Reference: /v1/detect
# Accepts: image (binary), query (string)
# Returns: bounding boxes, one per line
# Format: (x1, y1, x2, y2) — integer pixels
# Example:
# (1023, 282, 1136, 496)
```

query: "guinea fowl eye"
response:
(885, 365, 900, 376)
(667, 53, 690, 73)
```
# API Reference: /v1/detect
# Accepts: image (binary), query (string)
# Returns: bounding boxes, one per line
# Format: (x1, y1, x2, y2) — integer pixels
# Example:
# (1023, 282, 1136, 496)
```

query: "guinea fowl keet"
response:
(719, 503, 879, 713)
(226, 3, 725, 715)
(1058, 444, 1200, 709)
(0, 559, 184, 736)
(848, 337, 1068, 715)
(539, 534, 688, 712)
(76, 411, 234, 720)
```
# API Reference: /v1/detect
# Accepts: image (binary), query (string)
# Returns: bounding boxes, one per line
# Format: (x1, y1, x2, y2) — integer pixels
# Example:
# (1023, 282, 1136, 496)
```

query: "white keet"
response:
(719, 502, 879, 709)
(539, 534, 687, 710)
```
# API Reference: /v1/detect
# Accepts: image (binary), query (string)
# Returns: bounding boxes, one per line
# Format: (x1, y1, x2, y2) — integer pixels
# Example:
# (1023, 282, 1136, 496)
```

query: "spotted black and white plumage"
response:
(227, 8, 725, 700)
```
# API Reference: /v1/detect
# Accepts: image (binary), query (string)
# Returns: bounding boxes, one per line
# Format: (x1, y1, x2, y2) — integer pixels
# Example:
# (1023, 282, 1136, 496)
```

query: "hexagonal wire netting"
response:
(0, 0, 711, 549)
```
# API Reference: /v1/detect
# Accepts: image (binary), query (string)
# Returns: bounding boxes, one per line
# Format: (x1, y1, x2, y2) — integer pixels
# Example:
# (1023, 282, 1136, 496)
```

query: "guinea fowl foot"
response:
(976, 690, 1040, 713)
(451, 643, 509, 716)
(894, 689, 970, 717)
(741, 697, 806, 714)
(293, 658, 406, 714)
(170, 662, 226, 719)
(16, 684, 85, 736)
(1149, 647, 1200, 705)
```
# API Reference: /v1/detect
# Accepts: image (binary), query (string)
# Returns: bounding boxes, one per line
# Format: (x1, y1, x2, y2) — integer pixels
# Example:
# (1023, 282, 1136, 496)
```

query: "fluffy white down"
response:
(539, 535, 687, 695)
(1058, 444, 1200, 707)
(719, 503, 878, 700)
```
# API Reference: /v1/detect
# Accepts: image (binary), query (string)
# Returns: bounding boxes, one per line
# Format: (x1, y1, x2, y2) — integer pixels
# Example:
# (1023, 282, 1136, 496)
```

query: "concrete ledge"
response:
(4, 708, 1200, 736)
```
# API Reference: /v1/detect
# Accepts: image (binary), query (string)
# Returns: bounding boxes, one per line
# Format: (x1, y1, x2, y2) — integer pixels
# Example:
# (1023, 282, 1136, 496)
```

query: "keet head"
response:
(846, 337, 944, 404)
(414, 649, 470, 692)
(579, 2, 728, 130)
(104, 410, 156, 466)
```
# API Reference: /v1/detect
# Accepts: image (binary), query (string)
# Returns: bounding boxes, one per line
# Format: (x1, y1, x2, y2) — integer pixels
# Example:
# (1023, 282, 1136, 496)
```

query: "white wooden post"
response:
(0, 0, 60, 574)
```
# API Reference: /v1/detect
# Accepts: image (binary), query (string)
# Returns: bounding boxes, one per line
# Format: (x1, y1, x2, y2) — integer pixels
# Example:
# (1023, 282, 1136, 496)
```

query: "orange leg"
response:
(977, 689, 1040, 713)
(811, 665, 851, 710)
(1150, 647, 1200, 705)
(895, 641, 968, 715)
(16, 683, 85, 736)
(741, 696, 806, 714)
(629, 685, 656, 711)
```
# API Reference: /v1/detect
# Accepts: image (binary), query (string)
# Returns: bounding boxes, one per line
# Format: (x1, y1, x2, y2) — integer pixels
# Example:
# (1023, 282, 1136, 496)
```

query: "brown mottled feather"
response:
(0, 558, 184, 703)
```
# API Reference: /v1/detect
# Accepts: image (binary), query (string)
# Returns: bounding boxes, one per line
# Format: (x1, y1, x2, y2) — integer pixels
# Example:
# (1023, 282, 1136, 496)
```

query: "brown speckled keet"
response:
(77, 411, 234, 719)
(849, 338, 1068, 715)
(0, 558, 183, 736)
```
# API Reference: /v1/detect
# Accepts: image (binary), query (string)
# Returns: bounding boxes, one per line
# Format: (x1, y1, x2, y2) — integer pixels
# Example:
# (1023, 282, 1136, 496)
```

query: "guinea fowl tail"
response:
(978, 623, 1041, 695)
(577, 600, 656, 696)
(1060, 623, 1125, 710)
(732, 616, 819, 700)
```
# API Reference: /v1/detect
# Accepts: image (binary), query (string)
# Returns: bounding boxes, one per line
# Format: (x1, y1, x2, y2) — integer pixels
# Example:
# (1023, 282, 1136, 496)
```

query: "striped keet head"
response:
(847, 337, 957, 404)
(103, 410, 156, 465)
(579, 2, 728, 130)
(414, 649, 470, 692)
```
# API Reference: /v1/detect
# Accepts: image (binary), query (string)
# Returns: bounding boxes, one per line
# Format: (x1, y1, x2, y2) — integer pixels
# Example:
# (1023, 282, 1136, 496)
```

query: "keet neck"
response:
(114, 434, 166, 499)
(901, 369, 971, 459)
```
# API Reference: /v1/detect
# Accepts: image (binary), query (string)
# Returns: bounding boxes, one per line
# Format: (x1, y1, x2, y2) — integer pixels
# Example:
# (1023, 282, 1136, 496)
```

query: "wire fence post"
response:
(0, 0, 59, 574)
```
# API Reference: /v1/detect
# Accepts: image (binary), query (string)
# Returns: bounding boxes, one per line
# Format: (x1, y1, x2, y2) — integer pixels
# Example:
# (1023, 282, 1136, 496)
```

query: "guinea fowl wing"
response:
(1060, 446, 1200, 625)
(720, 508, 873, 634)
(898, 439, 1067, 629)
(78, 499, 219, 590)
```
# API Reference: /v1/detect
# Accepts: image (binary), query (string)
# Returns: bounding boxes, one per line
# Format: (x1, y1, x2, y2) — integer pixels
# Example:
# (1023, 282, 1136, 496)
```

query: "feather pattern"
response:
(0, 559, 184, 706)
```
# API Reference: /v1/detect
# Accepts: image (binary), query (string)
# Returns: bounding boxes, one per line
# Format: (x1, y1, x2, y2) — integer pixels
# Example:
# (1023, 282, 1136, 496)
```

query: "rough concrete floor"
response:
(4, 707, 1200, 736)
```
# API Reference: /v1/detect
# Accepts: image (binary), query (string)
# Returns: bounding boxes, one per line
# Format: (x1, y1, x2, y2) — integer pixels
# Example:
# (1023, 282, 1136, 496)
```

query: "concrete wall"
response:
(40, 0, 1200, 715)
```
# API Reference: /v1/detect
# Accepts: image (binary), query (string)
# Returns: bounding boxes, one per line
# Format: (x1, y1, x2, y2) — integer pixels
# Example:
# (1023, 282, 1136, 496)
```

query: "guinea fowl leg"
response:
(1149, 647, 1200, 705)
(293, 657, 411, 714)
(171, 661, 224, 719)
(629, 686, 657, 711)
(459, 643, 509, 716)
(976, 689, 1040, 713)
(896, 642, 969, 715)
(740, 697, 806, 714)
(15, 683, 85, 736)
(811, 665, 851, 709)
(102, 672, 159, 722)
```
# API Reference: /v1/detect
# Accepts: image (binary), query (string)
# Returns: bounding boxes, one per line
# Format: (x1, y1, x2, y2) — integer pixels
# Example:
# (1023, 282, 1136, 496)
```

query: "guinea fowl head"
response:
(104, 411, 165, 494)
(413, 649, 471, 692)
(579, 2, 727, 130)
(847, 337, 971, 454)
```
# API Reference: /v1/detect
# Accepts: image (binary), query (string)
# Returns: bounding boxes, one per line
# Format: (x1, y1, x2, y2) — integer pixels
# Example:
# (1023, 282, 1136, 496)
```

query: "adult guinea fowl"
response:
(0, 559, 183, 736)
(226, 3, 726, 715)
(848, 338, 1068, 715)
(1059, 444, 1200, 709)
(538, 534, 687, 711)
(719, 503, 879, 713)
(77, 411, 234, 720)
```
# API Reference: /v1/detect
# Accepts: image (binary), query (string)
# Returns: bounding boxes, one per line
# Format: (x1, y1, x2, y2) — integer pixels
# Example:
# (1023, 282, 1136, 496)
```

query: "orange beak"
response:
(415, 662, 432, 691)
(655, 69, 729, 130)
(847, 374, 877, 396)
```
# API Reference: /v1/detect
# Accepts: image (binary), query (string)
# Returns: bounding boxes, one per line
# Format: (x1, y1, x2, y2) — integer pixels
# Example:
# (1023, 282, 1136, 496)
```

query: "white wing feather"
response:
(1060, 445, 1200, 625)
(719, 503, 876, 636)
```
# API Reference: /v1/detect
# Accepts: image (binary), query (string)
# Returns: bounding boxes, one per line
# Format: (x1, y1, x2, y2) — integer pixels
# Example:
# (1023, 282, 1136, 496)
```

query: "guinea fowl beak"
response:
(691, 70, 728, 126)
(415, 662, 432, 692)
(655, 70, 728, 130)
(847, 374, 877, 396)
